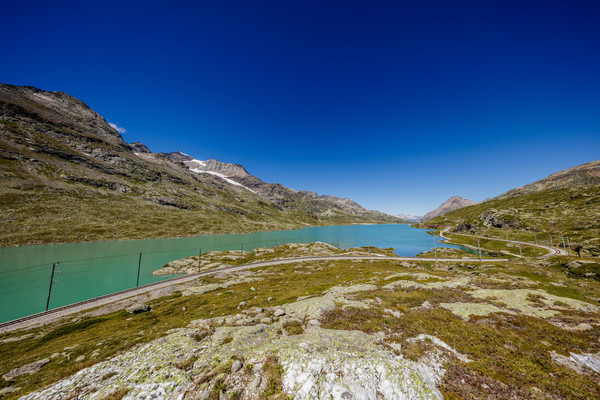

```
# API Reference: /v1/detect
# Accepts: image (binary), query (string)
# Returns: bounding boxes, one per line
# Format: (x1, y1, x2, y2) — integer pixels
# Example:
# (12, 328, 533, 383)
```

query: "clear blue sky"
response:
(2, 1, 599, 215)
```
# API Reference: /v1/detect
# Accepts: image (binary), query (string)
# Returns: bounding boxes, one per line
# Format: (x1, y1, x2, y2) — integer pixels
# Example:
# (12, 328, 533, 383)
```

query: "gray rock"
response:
(0, 386, 21, 395)
(570, 352, 600, 373)
(248, 376, 262, 392)
(3, 358, 50, 381)
(237, 301, 248, 309)
(273, 308, 286, 317)
(75, 355, 85, 363)
(126, 304, 151, 314)
(231, 360, 243, 373)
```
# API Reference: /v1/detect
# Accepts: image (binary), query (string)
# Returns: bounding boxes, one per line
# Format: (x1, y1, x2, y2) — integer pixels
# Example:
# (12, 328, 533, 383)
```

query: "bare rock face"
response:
(422, 196, 478, 221)
(130, 142, 152, 154)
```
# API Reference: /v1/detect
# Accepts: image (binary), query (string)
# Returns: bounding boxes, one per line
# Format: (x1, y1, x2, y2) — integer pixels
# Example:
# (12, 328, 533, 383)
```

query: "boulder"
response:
(126, 304, 151, 314)
(231, 360, 243, 373)
(3, 358, 50, 381)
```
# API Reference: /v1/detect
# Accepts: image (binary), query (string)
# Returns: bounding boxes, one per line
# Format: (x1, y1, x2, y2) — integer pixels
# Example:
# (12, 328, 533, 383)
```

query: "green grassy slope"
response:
(426, 185, 600, 256)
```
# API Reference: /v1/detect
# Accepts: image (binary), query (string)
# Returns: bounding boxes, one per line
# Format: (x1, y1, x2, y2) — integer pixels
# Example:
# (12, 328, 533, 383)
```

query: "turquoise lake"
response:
(0, 224, 461, 323)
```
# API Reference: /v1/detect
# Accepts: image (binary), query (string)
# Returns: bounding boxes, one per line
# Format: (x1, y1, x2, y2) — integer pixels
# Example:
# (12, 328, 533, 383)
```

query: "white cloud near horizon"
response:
(109, 122, 127, 134)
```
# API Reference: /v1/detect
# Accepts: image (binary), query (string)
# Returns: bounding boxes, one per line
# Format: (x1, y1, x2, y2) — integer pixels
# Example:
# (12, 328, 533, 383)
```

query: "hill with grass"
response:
(425, 162, 600, 257)
(0, 83, 402, 247)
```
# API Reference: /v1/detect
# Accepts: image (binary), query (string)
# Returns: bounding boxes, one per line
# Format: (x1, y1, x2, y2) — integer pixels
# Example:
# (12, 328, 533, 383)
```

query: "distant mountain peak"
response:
(422, 196, 477, 221)
(395, 213, 422, 222)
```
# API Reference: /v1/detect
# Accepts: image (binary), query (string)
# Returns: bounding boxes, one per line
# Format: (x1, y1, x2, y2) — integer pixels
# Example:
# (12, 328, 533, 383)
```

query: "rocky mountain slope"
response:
(421, 196, 478, 221)
(135, 146, 372, 216)
(498, 160, 600, 199)
(426, 161, 600, 257)
(0, 83, 402, 247)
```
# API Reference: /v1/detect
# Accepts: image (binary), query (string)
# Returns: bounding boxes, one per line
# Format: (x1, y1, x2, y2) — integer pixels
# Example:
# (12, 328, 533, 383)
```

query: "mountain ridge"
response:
(0, 83, 403, 247)
(421, 196, 478, 221)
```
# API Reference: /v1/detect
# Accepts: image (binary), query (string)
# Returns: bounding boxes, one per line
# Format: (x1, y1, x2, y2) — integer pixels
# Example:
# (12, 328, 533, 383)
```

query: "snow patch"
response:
(187, 159, 255, 193)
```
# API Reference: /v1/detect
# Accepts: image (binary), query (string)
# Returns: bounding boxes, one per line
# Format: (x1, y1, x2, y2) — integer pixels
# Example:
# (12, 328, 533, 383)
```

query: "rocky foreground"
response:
(2, 244, 600, 399)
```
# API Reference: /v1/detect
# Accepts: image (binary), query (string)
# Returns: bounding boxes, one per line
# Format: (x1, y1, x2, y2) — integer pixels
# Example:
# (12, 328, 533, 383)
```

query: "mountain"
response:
(421, 196, 478, 221)
(0, 83, 402, 246)
(136, 148, 384, 217)
(497, 160, 600, 199)
(395, 213, 422, 222)
(427, 161, 600, 256)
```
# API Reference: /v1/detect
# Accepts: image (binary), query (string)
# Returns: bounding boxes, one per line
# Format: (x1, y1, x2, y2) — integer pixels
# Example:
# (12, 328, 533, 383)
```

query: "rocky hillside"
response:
(498, 160, 600, 199)
(135, 147, 374, 217)
(427, 161, 600, 257)
(421, 196, 478, 221)
(0, 83, 402, 247)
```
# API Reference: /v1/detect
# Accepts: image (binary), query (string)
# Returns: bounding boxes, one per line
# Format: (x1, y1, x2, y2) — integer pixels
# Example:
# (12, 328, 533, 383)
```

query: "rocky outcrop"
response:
(18, 283, 446, 400)
(129, 142, 151, 154)
(3, 358, 50, 381)
(422, 196, 477, 221)
(125, 304, 151, 314)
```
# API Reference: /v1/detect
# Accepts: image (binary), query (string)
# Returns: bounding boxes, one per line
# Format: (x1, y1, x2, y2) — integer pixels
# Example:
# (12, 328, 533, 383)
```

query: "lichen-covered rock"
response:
(20, 316, 444, 399)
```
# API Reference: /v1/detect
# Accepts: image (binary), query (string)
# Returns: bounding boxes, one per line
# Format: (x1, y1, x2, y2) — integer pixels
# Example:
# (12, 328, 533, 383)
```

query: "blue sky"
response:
(2, 1, 599, 215)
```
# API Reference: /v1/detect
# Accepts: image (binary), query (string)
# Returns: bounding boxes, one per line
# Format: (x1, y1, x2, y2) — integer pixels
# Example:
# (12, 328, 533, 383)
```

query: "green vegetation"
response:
(442, 233, 548, 257)
(425, 185, 600, 257)
(2, 244, 600, 399)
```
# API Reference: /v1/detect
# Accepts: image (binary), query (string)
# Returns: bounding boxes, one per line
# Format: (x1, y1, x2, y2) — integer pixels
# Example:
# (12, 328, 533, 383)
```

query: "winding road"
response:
(440, 230, 568, 257)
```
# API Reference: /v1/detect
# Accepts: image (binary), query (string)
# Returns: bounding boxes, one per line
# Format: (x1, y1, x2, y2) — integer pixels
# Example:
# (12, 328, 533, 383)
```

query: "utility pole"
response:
(198, 248, 202, 269)
(275, 240, 278, 260)
(505, 232, 508, 240)
(240, 243, 244, 264)
(136, 253, 142, 287)
(534, 232, 538, 245)
(562, 236, 566, 253)
(518, 241, 522, 257)
(478, 239, 482, 261)
(433, 236, 437, 261)
(46, 262, 60, 311)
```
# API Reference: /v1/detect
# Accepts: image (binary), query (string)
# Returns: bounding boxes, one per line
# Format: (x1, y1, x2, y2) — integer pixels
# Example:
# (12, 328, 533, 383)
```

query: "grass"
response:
(425, 185, 600, 257)
(2, 250, 600, 399)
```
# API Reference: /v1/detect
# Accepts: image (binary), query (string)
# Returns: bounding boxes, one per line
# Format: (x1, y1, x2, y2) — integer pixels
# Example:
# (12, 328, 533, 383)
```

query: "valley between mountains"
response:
(1, 83, 600, 400)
